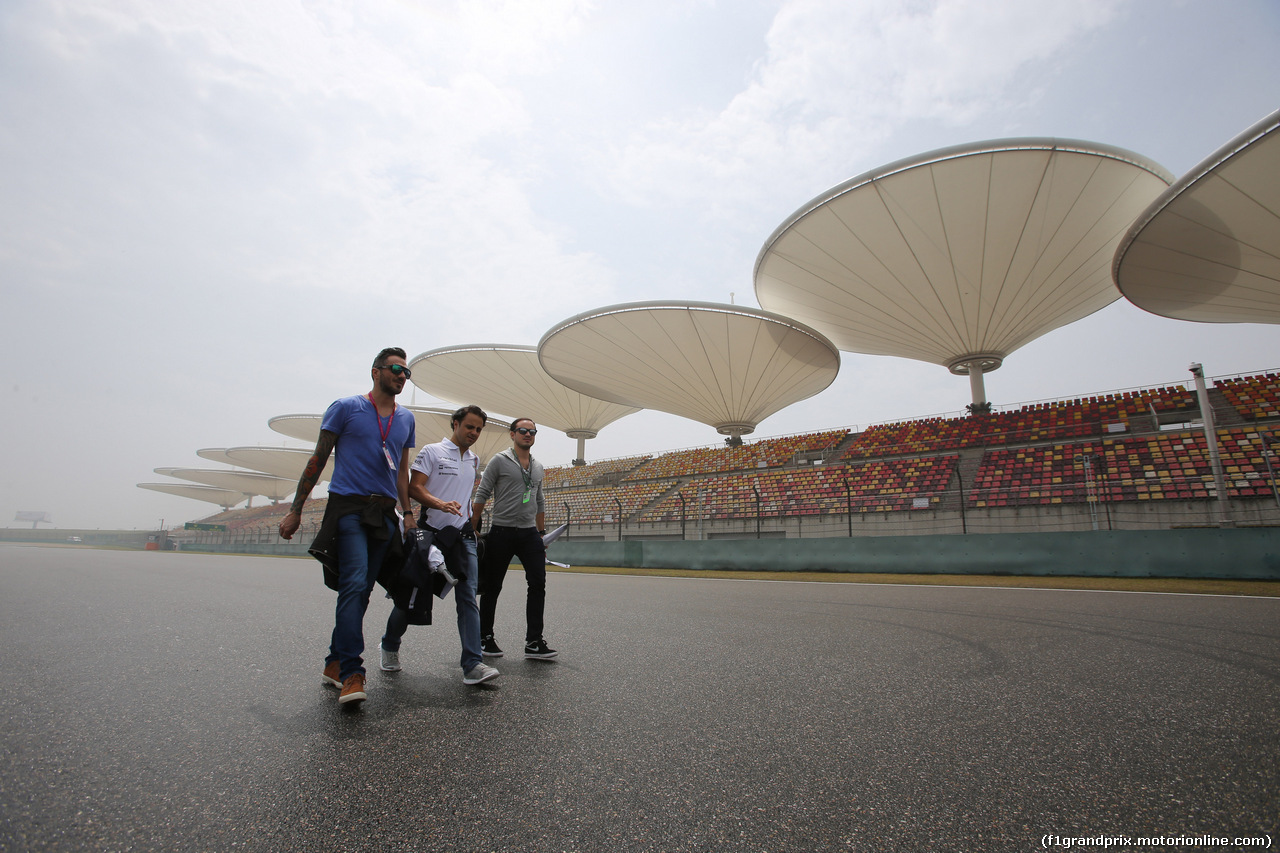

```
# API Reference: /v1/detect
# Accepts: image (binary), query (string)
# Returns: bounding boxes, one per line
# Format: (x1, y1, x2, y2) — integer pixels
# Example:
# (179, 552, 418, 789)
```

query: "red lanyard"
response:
(368, 393, 394, 446)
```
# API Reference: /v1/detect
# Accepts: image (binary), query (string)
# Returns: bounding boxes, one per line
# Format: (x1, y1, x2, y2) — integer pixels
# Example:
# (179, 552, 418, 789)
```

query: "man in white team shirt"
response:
(379, 405, 497, 685)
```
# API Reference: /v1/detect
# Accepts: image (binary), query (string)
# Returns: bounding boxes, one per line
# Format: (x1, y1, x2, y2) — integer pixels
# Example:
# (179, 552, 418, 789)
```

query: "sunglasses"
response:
(514, 427, 537, 436)
(379, 364, 412, 378)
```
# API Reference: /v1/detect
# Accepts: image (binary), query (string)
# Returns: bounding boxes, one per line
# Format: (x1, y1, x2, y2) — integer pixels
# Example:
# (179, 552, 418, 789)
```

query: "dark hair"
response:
(451, 405, 488, 428)
(373, 347, 407, 369)
(510, 417, 536, 431)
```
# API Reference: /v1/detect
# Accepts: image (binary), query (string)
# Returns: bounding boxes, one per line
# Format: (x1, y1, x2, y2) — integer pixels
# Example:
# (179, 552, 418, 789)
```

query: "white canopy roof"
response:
(268, 414, 324, 444)
(137, 482, 246, 509)
(218, 447, 318, 481)
(157, 468, 297, 503)
(409, 345, 639, 440)
(195, 448, 238, 467)
(755, 139, 1174, 376)
(1114, 109, 1280, 323)
(538, 301, 840, 438)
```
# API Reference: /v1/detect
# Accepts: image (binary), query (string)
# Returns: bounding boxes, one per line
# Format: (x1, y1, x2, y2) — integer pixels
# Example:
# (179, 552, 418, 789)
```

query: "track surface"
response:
(2, 545, 1277, 852)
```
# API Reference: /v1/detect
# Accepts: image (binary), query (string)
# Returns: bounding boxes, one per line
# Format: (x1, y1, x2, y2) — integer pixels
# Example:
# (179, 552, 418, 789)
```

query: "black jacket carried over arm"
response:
(308, 494, 406, 593)
(392, 527, 436, 625)
(387, 517, 475, 626)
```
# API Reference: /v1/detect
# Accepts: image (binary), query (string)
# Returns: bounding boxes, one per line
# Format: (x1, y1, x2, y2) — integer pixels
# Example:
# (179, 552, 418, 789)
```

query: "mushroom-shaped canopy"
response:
(409, 345, 639, 441)
(137, 482, 246, 509)
(537, 301, 840, 439)
(156, 468, 297, 503)
(1114, 109, 1280, 323)
(755, 139, 1174, 375)
(215, 447, 318, 481)
(269, 414, 325, 444)
(195, 448, 238, 467)
(269, 410, 512, 466)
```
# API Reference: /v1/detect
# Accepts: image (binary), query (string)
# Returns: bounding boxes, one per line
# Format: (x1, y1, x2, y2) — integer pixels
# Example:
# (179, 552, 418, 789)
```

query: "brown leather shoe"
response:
(338, 673, 366, 705)
(322, 660, 341, 688)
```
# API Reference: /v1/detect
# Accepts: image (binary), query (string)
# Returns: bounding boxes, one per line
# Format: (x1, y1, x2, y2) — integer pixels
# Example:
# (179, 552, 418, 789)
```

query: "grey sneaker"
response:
(524, 638, 558, 660)
(379, 643, 400, 672)
(463, 663, 500, 685)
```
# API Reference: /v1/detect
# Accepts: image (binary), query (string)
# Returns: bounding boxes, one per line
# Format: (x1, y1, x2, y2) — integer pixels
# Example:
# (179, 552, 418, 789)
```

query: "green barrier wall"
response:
(548, 529, 1280, 579)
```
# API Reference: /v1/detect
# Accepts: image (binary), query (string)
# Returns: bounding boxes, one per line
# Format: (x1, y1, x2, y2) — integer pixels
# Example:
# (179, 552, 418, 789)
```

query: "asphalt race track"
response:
(2, 544, 1277, 852)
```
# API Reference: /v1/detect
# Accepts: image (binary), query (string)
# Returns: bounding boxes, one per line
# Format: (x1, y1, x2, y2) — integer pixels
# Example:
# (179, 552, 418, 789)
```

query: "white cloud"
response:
(3, 0, 615, 319)
(605, 0, 1125, 216)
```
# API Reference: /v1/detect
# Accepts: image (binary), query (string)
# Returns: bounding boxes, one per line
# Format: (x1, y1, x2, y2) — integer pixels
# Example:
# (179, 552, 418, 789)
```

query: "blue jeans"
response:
(327, 511, 395, 680)
(383, 535, 482, 673)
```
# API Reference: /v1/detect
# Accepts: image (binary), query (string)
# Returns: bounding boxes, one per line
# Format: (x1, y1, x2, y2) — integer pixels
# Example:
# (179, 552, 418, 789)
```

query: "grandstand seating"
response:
(1216, 374, 1280, 420)
(969, 426, 1277, 507)
(543, 481, 671, 526)
(177, 372, 1280, 539)
(186, 500, 322, 537)
(845, 387, 1197, 459)
(640, 455, 959, 521)
(621, 430, 848, 481)
(543, 455, 651, 489)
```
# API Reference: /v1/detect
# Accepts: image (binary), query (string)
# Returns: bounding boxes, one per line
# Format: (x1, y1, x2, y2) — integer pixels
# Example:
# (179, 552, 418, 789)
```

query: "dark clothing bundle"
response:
(309, 493, 405, 593)
(389, 521, 474, 626)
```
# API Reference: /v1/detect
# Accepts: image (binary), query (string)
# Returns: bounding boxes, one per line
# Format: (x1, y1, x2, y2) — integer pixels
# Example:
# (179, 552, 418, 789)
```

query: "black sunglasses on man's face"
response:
(379, 364, 412, 378)
(514, 427, 537, 436)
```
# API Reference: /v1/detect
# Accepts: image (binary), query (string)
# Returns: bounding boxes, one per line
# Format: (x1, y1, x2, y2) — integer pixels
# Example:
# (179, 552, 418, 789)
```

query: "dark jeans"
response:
(478, 525, 546, 642)
(383, 535, 482, 673)
(327, 511, 395, 680)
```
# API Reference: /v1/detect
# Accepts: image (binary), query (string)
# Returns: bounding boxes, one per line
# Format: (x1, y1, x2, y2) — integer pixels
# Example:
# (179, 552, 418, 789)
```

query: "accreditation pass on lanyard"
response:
(520, 461, 533, 503)
(370, 393, 397, 470)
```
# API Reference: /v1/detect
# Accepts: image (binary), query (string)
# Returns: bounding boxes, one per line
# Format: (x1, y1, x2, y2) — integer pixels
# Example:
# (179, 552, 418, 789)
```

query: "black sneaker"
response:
(524, 638, 558, 660)
(481, 635, 504, 658)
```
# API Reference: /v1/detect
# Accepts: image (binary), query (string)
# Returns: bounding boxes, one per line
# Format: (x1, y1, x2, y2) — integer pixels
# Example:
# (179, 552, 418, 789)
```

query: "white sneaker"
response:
(463, 663, 499, 685)
(379, 643, 401, 672)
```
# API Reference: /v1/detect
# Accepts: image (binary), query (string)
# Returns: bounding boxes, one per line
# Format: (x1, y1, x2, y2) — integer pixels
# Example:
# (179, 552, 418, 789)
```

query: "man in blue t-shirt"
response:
(279, 347, 416, 706)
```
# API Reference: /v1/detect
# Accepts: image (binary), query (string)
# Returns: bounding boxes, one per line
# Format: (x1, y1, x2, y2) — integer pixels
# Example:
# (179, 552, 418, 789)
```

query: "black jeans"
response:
(478, 525, 546, 642)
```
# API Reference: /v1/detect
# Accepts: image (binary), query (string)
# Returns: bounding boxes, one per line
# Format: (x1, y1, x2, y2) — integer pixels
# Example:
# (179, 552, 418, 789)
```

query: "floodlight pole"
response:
(845, 475, 853, 537)
(1261, 433, 1280, 509)
(697, 488, 706, 541)
(753, 485, 761, 539)
(614, 497, 623, 542)
(1189, 363, 1232, 527)
(678, 492, 686, 540)
(1082, 455, 1099, 531)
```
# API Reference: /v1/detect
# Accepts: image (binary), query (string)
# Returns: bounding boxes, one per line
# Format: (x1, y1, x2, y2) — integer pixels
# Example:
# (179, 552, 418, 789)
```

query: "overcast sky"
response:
(2, 0, 1277, 530)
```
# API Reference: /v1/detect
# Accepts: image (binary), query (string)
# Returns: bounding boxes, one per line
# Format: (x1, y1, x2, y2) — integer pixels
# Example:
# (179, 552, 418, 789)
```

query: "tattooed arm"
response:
(278, 430, 337, 540)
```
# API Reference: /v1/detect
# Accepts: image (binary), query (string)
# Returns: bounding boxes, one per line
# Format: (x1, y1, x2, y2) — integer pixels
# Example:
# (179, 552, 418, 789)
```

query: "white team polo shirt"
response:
(410, 438, 480, 531)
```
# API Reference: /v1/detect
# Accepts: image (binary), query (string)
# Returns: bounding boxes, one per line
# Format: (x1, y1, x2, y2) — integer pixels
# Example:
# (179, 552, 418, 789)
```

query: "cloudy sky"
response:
(2, 0, 1277, 530)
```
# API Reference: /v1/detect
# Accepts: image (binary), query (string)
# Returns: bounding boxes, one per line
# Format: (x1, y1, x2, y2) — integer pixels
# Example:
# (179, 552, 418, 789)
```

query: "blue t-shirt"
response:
(321, 394, 416, 499)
